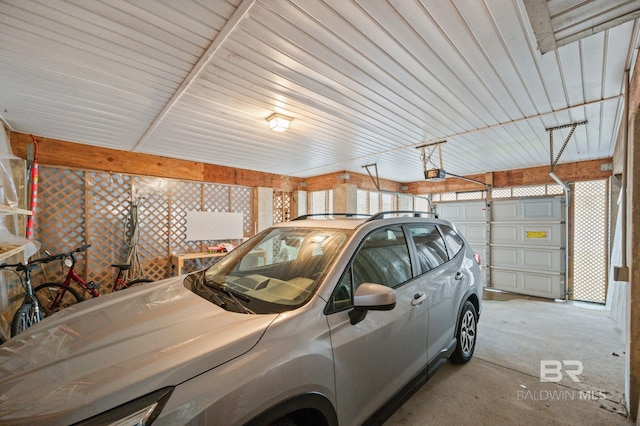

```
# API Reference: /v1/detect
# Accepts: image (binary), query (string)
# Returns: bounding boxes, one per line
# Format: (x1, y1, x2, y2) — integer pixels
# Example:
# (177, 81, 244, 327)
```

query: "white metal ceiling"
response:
(1, 0, 638, 183)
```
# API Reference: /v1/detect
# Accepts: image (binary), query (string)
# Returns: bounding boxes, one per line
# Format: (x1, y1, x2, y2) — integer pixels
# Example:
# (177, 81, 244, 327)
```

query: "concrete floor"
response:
(386, 290, 632, 425)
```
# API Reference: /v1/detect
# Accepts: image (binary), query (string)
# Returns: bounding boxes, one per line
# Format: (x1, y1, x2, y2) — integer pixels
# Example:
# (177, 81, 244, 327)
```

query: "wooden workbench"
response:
(171, 252, 226, 276)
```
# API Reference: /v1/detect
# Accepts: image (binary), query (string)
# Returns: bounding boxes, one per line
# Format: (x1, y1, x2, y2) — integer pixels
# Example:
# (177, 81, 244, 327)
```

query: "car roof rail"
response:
(291, 213, 371, 221)
(365, 210, 439, 221)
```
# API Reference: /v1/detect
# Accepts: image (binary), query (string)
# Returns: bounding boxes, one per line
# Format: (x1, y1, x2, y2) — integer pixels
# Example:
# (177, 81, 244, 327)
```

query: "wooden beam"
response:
(203, 164, 299, 191)
(9, 132, 301, 191)
(493, 158, 613, 186)
(302, 170, 402, 192)
(10, 132, 204, 181)
(405, 158, 613, 194)
(9, 131, 613, 194)
(405, 173, 487, 194)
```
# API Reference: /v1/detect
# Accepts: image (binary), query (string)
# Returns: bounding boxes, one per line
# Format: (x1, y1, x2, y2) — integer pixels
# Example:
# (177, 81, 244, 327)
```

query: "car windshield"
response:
(185, 227, 350, 314)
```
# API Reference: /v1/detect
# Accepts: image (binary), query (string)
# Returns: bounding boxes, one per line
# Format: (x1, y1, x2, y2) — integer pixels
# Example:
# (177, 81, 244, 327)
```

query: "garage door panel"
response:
(435, 201, 488, 287)
(492, 247, 561, 271)
(490, 197, 565, 299)
(456, 223, 486, 244)
(523, 249, 560, 271)
(522, 225, 562, 246)
(437, 202, 487, 222)
(491, 223, 562, 246)
(493, 201, 518, 221)
(522, 273, 560, 297)
(491, 269, 561, 298)
(461, 204, 487, 220)
(491, 270, 518, 289)
(436, 204, 461, 219)
(491, 225, 518, 244)
(522, 200, 556, 219)
(493, 198, 562, 221)
(492, 247, 518, 266)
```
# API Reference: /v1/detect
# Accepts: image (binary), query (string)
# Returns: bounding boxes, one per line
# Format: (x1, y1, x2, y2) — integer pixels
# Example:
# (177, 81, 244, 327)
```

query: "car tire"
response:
(450, 300, 477, 364)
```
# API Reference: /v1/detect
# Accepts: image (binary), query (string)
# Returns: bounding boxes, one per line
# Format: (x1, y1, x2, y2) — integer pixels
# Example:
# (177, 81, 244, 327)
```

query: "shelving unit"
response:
(0, 205, 32, 215)
(0, 205, 32, 263)
(0, 204, 33, 342)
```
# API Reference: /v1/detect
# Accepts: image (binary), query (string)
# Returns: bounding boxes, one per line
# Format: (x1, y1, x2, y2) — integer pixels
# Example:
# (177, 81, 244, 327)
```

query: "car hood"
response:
(0, 277, 278, 424)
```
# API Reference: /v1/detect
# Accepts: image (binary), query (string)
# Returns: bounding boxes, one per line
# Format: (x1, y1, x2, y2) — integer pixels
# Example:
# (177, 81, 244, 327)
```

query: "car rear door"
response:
(406, 224, 461, 362)
(325, 225, 428, 425)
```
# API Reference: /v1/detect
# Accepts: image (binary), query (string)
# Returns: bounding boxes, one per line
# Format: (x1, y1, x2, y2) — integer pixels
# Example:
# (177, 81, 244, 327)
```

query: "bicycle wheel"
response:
(11, 302, 43, 337)
(123, 278, 153, 289)
(33, 283, 82, 316)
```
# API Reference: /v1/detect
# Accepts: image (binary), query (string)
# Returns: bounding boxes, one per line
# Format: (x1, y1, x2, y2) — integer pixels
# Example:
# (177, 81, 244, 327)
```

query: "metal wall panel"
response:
(1, 1, 635, 183)
(490, 197, 565, 299)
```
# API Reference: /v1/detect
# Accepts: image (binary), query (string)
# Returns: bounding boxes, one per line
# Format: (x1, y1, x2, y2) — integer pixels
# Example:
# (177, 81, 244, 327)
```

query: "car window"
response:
(328, 226, 411, 312)
(329, 267, 354, 312)
(353, 226, 412, 287)
(408, 225, 448, 274)
(439, 224, 464, 259)
(197, 227, 349, 313)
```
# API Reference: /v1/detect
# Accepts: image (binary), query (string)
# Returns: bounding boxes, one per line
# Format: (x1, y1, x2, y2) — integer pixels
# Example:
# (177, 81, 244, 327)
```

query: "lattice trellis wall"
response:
(273, 191, 292, 223)
(31, 168, 88, 291)
(32, 166, 255, 288)
(573, 180, 608, 303)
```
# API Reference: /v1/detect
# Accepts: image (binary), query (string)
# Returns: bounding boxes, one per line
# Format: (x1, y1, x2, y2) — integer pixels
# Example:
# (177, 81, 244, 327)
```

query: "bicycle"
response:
(33, 244, 153, 316)
(0, 254, 59, 337)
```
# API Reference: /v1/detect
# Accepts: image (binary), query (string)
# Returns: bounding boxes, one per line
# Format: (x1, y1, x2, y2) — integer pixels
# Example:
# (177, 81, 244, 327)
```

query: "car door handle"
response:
(411, 293, 426, 306)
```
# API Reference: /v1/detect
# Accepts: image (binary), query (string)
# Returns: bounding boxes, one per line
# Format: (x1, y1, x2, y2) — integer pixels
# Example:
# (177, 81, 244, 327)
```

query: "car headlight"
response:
(73, 387, 173, 426)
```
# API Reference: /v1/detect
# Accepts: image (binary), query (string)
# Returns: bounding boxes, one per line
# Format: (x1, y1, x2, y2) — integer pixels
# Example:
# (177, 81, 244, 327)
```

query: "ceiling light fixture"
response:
(266, 113, 292, 132)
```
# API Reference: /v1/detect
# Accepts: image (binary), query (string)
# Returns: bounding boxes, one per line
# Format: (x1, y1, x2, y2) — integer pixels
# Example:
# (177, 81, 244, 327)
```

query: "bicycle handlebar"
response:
(0, 244, 92, 271)
(48, 244, 92, 259)
(73, 244, 91, 254)
(0, 255, 59, 271)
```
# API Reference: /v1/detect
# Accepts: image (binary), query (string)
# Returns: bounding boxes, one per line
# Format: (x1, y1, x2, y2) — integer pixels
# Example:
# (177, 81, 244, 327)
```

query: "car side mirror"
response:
(349, 283, 396, 325)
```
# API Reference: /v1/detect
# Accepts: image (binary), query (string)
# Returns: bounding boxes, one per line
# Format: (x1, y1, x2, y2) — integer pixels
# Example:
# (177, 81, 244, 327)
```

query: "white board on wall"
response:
(186, 211, 244, 241)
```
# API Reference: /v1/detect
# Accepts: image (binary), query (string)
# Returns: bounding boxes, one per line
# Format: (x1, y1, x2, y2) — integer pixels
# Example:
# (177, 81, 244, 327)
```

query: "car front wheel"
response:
(450, 300, 477, 364)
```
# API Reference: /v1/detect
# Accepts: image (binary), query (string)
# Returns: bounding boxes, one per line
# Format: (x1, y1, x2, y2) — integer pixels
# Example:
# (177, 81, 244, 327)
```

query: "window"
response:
(432, 191, 486, 202)
(329, 226, 411, 312)
(439, 225, 464, 259)
(330, 267, 354, 312)
(201, 227, 349, 312)
(512, 185, 546, 197)
(353, 227, 411, 287)
(492, 184, 564, 198)
(408, 225, 448, 274)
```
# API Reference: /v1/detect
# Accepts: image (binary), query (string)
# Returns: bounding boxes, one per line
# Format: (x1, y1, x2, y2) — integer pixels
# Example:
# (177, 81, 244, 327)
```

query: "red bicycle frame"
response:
(50, 258, 100, 310)
(64, 267, 99, 297)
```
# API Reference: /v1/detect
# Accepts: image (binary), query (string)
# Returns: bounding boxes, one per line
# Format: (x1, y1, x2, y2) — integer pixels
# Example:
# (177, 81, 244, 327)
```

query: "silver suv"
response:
(0, 211, 482, 425)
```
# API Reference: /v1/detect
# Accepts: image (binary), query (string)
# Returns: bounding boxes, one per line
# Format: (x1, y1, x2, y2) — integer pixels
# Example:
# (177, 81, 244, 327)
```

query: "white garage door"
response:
(435, 201, 489, 287)
(490, 197, 566, 299)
